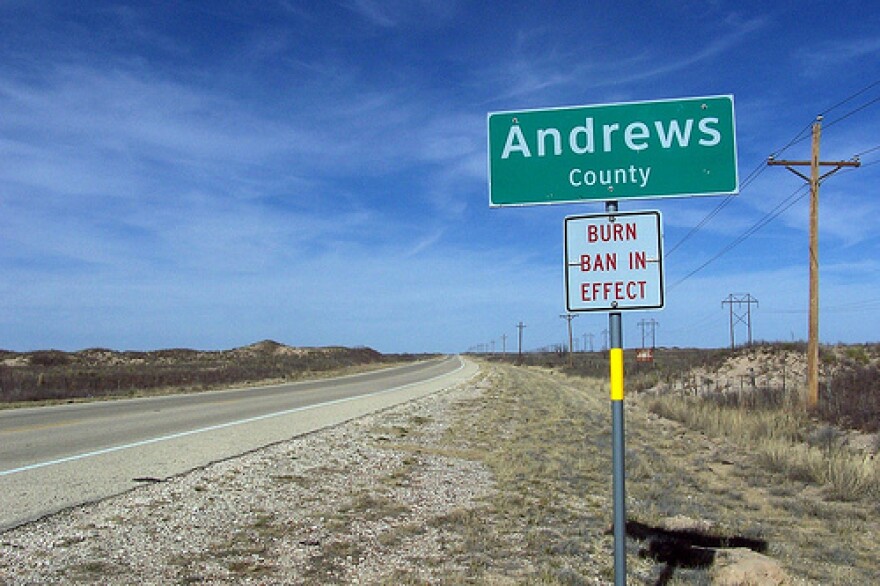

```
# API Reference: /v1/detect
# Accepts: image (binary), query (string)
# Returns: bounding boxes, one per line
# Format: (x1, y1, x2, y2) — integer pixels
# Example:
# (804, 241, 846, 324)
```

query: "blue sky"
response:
(1, 1, 879, 353)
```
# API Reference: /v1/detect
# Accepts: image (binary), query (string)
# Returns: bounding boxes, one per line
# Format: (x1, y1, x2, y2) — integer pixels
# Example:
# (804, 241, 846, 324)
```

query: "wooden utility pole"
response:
(560, 313, 578, 367)
(516, 321, 526, 361)
(767, 115, 860, 409)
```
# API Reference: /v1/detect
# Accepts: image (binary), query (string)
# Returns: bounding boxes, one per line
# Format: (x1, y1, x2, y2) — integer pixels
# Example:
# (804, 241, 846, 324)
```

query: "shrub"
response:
(0, 344, 401, 404)
(28, 350, 71, 367)
(820, 363, 880, 432)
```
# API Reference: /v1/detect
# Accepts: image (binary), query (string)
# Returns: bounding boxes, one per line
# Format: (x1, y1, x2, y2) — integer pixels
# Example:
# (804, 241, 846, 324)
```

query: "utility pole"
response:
(768, 115, 860, 410)
(722, 294, 759, 349)
(516, 321, 526, 361)
(559, 313, 578, 367)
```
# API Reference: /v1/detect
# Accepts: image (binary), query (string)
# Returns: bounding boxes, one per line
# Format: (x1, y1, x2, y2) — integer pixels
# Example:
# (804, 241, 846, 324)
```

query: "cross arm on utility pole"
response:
(767, 156, 861, 182)
(559, 313, 578, 367)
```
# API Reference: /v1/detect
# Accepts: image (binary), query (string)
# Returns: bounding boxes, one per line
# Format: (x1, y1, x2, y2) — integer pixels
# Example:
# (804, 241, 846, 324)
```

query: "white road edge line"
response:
(0, 357, 467, 477)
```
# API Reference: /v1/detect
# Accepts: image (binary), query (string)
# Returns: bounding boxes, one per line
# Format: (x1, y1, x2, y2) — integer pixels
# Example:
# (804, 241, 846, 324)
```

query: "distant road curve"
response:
(0, 355, 478, 531)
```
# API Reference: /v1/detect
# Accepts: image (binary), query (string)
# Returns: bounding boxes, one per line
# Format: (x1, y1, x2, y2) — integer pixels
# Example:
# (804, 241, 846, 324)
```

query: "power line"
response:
(669, 184, 809, 289)
(771, 120, 815, 159)
(665, 196, 733, 256)
(669, 133, 868, 290)
(763, 298, 880, 314)
(666, 162, 767, 256)
(777, 78, 880, 152)
(820, 78, 880, 117)
(823, 94, 880, 131)
(824, 299, 880, 312)
(661, 309, 719, 336)
(659, 83, 880, 340)
(854, 144, 880, 158)
(666, 81, 880, 262)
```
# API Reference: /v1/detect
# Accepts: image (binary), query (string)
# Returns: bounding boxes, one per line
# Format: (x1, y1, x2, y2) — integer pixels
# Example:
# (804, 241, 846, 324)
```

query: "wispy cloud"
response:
(796, 37, 880, 75)
(341, 0, 456, 29)
(480, 14, 767, 104)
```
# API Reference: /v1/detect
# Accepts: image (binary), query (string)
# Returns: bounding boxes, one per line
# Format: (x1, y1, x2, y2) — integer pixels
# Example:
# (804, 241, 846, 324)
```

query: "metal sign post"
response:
(563, 205, 664, 586)
(606, 201, 627, 585)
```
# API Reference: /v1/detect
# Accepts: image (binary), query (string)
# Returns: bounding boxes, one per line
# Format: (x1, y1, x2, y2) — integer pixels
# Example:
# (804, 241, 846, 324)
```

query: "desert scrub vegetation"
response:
(0, 341, 430, 405)
(648, 395, 880, 501)
(643, 343, 880, 503)
(481, 347, 738, 394)
(820, 355, 880, 432)
(486, 343, 880, 433)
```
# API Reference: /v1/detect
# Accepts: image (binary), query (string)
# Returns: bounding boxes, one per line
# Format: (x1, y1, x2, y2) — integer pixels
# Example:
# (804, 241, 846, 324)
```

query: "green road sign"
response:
(488, 95, 738, 206)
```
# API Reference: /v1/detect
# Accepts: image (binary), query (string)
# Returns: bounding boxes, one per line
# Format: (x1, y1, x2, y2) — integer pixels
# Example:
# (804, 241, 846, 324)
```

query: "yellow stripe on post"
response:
(610, 347, 624, 401)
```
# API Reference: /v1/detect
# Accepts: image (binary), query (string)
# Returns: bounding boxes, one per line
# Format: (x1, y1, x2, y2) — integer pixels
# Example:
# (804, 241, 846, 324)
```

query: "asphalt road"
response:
(0, 355, 477, 531)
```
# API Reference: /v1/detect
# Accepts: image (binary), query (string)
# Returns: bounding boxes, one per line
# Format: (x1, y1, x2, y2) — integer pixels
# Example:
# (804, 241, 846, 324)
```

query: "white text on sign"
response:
(501, 116, 722, 195)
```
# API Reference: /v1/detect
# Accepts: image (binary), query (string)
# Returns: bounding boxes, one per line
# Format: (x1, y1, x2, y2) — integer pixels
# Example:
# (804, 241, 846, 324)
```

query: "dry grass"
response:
(641, 381, 880, 582)
(420, 364, 654, 583)
(647, 391, 880, 502)
(429, 361, 880, 584)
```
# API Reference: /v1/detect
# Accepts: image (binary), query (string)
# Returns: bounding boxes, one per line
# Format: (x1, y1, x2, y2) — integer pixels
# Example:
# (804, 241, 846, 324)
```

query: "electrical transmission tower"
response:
(637, 318, 658, 349)
(767, 115, 860, 410)
(584, 332, 593, 353)
(722, 294, 758, 349)
(501, 334, 507, 355)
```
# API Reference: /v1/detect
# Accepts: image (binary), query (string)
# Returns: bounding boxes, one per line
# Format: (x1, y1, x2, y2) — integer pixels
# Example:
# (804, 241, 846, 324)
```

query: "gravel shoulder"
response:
(0, 364, 495, 584)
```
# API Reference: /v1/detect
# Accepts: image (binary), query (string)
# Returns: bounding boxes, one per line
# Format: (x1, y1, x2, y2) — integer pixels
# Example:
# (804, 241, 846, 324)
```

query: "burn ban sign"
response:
(564, 211, 664, 312)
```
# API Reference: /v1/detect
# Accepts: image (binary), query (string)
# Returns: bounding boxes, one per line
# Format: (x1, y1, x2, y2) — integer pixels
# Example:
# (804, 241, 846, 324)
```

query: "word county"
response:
(577, 221, 648, 303)
(500, 115, 722, 191)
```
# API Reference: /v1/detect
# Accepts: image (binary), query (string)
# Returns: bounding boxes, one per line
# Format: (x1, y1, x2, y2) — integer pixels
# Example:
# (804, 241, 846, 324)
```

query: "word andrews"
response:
(500, 116, 722, 159)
